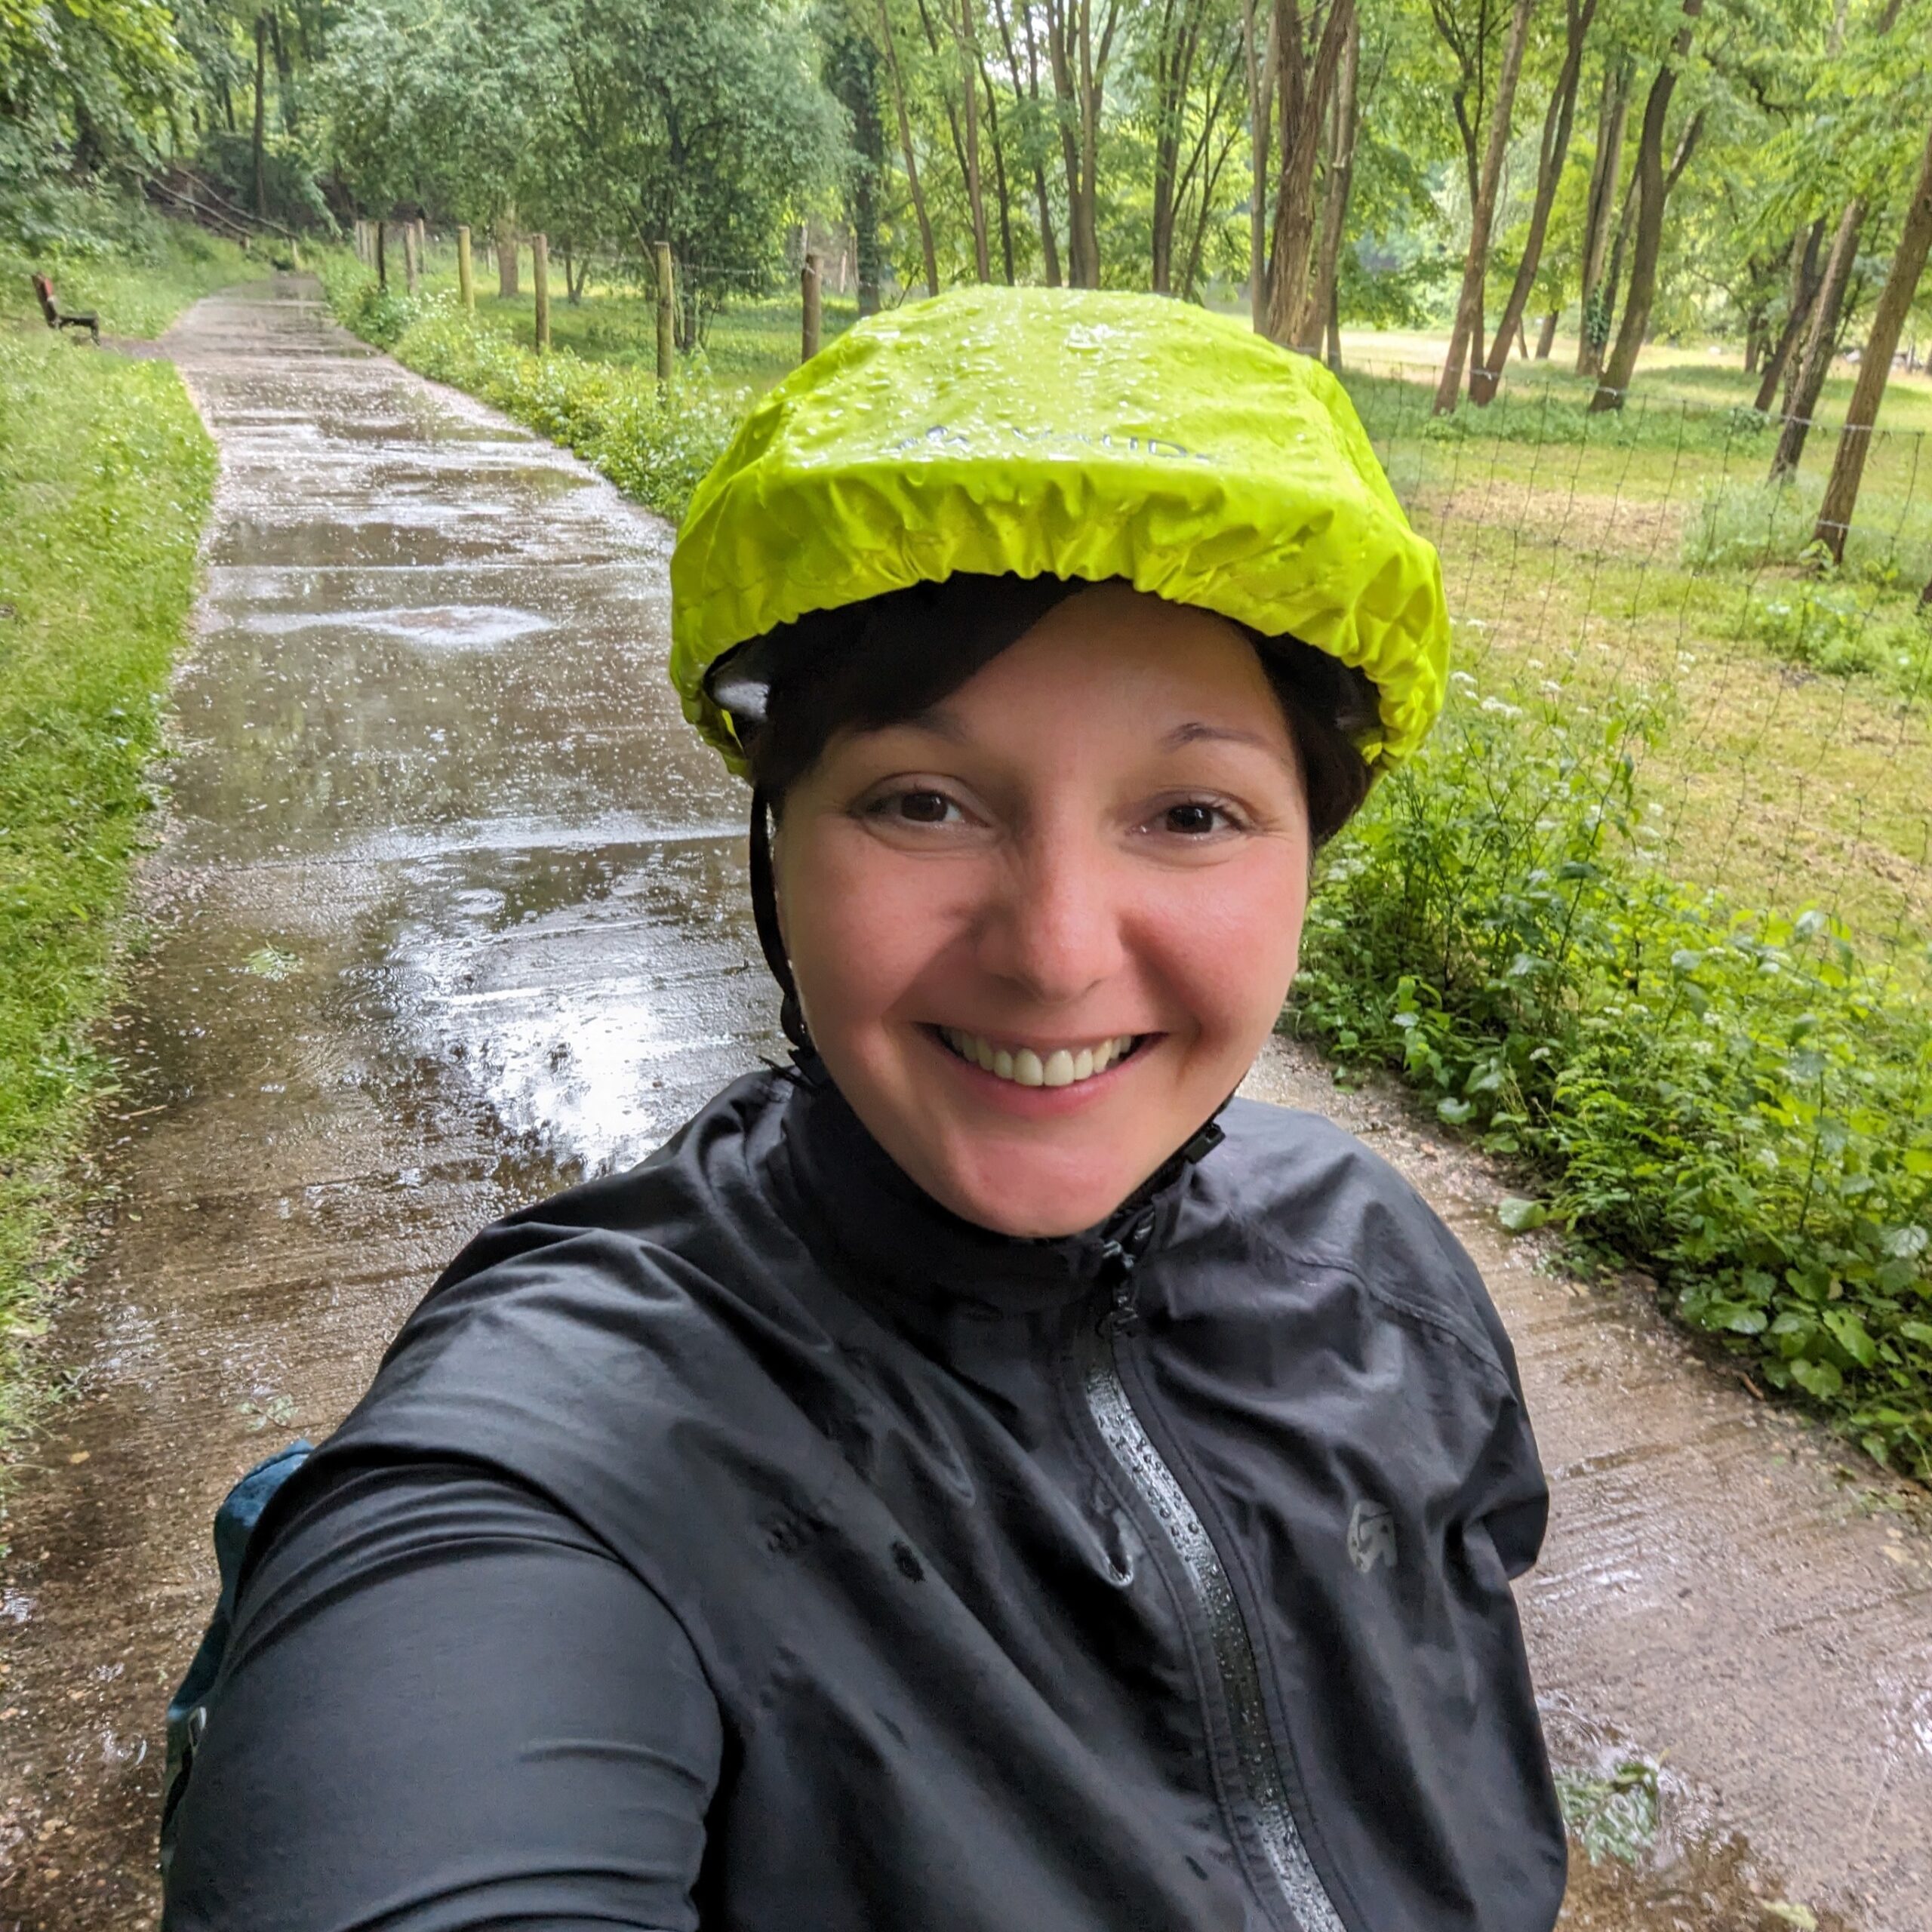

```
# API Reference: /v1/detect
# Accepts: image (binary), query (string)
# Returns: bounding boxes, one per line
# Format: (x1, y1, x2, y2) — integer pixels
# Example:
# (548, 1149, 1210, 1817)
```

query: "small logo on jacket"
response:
(1348, 1500, 1397, 1574)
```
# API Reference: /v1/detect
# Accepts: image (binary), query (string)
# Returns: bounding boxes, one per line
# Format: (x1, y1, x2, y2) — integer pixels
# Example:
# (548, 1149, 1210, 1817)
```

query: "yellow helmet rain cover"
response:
(669, 286, 1448, 776)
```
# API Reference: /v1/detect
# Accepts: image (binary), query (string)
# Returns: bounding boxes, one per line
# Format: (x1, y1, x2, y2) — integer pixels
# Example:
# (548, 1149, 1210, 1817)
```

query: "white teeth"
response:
(940, 1029, 1140, 1088)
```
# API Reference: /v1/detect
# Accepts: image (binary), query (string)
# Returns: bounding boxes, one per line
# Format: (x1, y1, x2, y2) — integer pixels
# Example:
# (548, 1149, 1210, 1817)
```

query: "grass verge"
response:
(0, 218, 235, 1451)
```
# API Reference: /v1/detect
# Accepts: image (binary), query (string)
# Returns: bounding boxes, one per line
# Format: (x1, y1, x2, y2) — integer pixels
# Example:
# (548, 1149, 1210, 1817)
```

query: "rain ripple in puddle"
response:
(242, 605, 554, 650)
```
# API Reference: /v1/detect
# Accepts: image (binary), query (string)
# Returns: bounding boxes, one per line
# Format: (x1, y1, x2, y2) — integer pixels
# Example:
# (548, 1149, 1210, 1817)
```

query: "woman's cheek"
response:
(786, 830, 946, 1048)
(1142, 852, 1309, 1046)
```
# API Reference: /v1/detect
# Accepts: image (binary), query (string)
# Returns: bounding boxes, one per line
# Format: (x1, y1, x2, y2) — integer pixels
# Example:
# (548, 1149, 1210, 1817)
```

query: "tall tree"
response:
(1812, 114, 1932, 558)
(874, 0, 940, 293)
(1587, 0, 1706, 413)
(1433, 0, 1538, 412)
(1304, 3, 1360, 355)
(823, 8, 888, 313)
(1262, 0, 1355, 346)
(1768, 0, 1907, 471)
(1470, 0, 1601, 404)
(1574, 52, 1632, 375)
(1043, 0, 1123, 285)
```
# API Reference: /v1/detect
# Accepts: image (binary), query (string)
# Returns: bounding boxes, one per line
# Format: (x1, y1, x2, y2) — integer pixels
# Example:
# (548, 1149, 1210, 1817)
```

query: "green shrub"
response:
(1745, 581, 1932, 698)
(1292, 674, 1932, 1476)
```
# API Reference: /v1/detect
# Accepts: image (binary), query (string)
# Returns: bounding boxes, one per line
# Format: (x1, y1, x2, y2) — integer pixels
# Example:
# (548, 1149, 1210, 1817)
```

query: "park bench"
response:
(32, 273, 100, 343)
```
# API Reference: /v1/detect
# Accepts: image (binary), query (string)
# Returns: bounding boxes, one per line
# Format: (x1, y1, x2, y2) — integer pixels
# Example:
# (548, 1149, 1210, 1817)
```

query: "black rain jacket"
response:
(163, 1062, 1565, 1932)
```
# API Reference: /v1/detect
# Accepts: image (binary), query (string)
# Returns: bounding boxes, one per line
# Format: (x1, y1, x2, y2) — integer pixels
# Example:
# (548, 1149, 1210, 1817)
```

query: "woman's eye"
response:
(874, 789, 960, 825)
(1161, 801, 1231, 836)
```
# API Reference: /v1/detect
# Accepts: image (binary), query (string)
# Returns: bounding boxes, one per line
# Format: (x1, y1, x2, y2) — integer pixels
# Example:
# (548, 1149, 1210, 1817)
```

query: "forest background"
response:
(4, 0, 1932, 1476)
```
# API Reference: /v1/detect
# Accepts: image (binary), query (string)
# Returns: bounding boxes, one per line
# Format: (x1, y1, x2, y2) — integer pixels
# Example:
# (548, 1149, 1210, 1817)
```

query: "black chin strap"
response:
(748, 788, 812, 1053)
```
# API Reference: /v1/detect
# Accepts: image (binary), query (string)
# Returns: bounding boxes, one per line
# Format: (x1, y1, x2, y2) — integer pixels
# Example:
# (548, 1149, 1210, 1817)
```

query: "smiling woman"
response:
(758, 583, 1334, 1238)
(162, 291, 1566, 1932)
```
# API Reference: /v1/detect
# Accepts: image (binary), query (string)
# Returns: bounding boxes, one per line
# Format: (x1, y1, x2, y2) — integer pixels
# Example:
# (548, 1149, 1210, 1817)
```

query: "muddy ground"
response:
(1, 278, 1927, 1931)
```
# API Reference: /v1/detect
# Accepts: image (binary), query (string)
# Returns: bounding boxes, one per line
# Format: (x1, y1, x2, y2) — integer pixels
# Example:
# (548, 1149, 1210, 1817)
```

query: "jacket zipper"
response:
(1083, 1217, 1347, 1932)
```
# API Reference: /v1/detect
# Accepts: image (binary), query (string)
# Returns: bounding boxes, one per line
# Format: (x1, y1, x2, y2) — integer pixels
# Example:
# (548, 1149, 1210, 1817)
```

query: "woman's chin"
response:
(924, 1152, 1149, 1241)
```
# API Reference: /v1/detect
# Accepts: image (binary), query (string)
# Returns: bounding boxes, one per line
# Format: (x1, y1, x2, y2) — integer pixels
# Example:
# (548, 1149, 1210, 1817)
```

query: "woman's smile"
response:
(929, 1025, 1146, 1089)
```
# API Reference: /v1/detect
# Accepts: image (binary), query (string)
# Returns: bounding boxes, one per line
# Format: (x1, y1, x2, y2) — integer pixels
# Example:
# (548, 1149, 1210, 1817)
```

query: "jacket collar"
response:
(772, 1054, 1223, 1320)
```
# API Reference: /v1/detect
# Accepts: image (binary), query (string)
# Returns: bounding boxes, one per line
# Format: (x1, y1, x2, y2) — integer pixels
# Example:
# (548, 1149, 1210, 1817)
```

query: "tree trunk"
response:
(1044, 0, 1121, 287)
(1303, 6, 1360, 353)
(251, 14, 269, 217)
(1150, 0, 1190, 294)
(976, 55, 1019, 282)
(269, 11, 294, 131)
(1535, 309, 1558, 357)
(877, 0, 940, 295)
(826, 22, 888, 313)
(1435, 0, 1538, 412)
(1813, 117, 1932, 561)
(1325, 271, 1342, 369)
(1263, 0, 1354, 346)
(1574, 55, 1631, 377)
(1753, 220, 1823, 411)
(991, 0, 1063, 285)
(496, 214, 518, 297)
(1244, 0, 1275, 329)
(958, 0, 992, 278)
(1742, 316, 1761, 374)
(1589, 0, 1705, 414)
(1770, 198, 1864, 475)
(1471, 0, 1598, 405)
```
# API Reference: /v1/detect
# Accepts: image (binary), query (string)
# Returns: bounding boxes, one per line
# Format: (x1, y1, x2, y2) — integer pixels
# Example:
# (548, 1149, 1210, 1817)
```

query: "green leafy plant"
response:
(1291, 673, 1932, 1476)
(1554, 1760, 1661, 1866)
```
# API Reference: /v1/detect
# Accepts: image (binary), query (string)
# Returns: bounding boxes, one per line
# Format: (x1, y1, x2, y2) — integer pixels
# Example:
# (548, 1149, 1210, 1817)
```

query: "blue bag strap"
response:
(158, 1439, 312, 1872)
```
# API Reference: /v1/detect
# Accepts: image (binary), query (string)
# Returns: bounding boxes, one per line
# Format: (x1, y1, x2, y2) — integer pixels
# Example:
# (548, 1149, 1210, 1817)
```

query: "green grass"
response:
(2, 208, 268, 340)
(0, 216, 235, 1447)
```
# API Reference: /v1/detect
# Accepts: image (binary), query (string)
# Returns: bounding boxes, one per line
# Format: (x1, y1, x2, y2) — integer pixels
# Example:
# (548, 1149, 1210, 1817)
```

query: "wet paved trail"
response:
(2, 277, 1929, 1930)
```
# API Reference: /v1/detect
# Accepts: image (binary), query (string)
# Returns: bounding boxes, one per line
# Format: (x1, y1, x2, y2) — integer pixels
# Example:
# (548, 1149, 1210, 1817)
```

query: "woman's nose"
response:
(974, 832, 1128, 1005)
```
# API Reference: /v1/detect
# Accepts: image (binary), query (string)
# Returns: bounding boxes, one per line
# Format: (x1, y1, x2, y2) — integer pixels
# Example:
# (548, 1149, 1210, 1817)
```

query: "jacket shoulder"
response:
(1203, 1097, 1520, 1386)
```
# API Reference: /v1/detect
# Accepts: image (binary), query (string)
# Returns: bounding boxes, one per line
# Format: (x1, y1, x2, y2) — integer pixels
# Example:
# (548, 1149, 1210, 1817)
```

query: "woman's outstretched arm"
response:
(162, 1457, 723, 1931)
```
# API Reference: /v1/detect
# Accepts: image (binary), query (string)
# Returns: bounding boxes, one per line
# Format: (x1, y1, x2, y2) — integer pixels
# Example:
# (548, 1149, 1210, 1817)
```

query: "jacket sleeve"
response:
(162, 1457, 723, 1932)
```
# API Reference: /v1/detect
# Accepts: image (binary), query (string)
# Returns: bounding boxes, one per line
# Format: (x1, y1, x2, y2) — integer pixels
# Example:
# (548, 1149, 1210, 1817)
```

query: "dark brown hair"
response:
(705, 574, 1377, 1047)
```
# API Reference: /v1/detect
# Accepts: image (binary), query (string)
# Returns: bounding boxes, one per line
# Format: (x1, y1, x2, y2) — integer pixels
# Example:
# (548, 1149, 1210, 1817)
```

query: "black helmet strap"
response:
(748, 788, 811, 1052)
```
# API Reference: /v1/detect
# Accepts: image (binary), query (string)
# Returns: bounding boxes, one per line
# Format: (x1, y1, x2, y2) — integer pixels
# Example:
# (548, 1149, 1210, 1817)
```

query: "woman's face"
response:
(774, 585, 1313, 1238)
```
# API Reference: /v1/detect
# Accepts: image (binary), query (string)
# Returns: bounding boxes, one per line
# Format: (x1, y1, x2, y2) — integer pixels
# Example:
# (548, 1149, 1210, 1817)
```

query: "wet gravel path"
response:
(1, 277, 1927, 1930)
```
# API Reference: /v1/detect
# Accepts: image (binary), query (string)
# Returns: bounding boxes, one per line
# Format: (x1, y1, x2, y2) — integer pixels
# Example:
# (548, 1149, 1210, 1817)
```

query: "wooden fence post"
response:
(376, 220, 388, 289)
(655, 242, 675, 386)
(402, 222, 419, 294)
(532, 232, 550, 351)
(457, 225, 473, 310)
(801, 250, 822, 362)
(414, 217, 427, 270)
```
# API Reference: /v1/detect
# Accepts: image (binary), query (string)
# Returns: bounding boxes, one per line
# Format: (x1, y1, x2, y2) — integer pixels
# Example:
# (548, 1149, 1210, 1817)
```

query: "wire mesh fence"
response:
(1349, 371, 1931, 978)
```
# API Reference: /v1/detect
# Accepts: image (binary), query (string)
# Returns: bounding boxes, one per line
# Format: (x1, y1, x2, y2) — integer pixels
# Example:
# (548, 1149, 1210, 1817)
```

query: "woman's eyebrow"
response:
(903, 706, 971, 743)
(1161, 720, 1284, 755)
